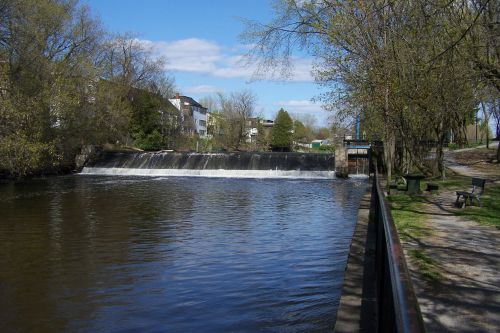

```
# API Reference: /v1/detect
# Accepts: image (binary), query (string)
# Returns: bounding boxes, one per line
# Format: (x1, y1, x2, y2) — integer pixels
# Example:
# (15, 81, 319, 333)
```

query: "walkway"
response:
(404, 145, 500, 332)
(444, 142, 500, 182)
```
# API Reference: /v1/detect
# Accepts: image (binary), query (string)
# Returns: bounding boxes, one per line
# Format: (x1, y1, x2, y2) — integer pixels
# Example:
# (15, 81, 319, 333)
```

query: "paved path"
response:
(404, 145, 500, 332)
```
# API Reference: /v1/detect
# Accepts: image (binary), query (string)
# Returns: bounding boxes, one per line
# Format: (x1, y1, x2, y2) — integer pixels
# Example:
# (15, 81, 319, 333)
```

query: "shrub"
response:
(318, 144, 335, 152)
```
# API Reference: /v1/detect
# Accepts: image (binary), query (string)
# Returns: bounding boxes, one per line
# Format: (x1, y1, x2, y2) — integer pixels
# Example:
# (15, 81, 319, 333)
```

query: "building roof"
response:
(174, 95, 207, 110)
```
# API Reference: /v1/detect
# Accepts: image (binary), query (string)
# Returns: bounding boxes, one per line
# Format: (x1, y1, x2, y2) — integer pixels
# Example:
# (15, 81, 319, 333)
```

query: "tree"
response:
(97, 34, 165, 90)
(129, 88, 178, 150)
(241, 0, 401, 178)
(0, 0, 177, 176)
(316, 127, 330, 140)
(218, 90, 256, 150)
(95, 33, 170, 145)
(466, 1, 500, 94)
(293, 120, 308, 143)
(0, 0, 104, 175)
(199, 95, 219, 113)
(256, 118, 270, 150)
(486, 98, 500, 161)
(292, 118, 316, 143)
(271, 108, 293, 151)
(241, 0, 494, 179)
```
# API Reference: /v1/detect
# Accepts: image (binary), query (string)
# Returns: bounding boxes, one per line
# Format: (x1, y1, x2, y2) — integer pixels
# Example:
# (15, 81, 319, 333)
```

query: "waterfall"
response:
(81, 151, 335, 179)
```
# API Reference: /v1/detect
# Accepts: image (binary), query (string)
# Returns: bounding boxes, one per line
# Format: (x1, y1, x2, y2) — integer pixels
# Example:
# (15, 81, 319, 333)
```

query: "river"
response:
(0, 175, 367, 332)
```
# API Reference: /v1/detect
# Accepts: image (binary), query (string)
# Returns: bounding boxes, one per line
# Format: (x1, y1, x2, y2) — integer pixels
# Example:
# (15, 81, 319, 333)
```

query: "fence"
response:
(370, 160, 426, 332)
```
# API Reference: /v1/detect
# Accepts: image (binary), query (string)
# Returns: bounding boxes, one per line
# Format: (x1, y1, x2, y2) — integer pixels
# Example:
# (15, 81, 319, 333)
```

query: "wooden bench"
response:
(456, 178, 486, 208)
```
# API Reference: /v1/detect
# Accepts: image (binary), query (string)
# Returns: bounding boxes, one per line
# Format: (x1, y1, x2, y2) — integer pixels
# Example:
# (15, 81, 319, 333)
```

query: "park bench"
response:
(455, 177, 486, 208)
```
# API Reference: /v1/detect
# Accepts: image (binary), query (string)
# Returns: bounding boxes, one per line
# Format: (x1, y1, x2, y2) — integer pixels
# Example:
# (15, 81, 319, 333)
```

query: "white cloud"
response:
(290, 58, 315, 82)
(140, 38, 314, 82)
(212, 55, 256, 78)
(141, 38, 221, 73)
(184, 85, 222, 94)
(277, 99, 324, 113)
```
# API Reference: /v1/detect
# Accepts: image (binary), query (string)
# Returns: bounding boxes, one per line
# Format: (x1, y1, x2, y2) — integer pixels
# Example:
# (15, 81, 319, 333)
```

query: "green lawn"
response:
(387, 195, 429, 240)
(388, 169, 500, 283)
(421, 175, 500, 228)
(387, 194, 442, 282)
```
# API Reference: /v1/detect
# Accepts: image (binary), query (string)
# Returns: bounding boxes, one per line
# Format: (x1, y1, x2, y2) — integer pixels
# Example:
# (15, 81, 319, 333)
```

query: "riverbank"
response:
(333, 188, 376, 332)
(390, 144, 500, 332)
(334, 144, 500, 332)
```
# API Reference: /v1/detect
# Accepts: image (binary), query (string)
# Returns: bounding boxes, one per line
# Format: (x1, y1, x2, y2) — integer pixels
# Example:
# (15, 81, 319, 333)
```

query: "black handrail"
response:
(372, 161, 426, 332)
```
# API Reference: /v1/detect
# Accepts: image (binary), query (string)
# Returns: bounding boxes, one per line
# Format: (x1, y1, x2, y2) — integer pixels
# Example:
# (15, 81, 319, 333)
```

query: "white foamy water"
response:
(347, 173, 370, 179)
(80, 167, 336, 179)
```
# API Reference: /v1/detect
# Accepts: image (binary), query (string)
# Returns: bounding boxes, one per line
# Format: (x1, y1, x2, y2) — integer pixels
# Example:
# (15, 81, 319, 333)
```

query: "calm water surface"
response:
(0, 176, 367, 332)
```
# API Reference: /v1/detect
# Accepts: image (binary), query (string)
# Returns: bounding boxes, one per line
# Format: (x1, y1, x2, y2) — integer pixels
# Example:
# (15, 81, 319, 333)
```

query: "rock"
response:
(75, 145, 101, 171)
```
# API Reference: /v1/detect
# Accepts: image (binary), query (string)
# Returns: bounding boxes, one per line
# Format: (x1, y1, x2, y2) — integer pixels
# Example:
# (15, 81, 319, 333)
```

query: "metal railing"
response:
(371, 161, 426, 332)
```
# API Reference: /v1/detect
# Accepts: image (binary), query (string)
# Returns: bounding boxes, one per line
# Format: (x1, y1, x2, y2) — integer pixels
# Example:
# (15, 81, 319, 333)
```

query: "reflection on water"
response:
(0, 176, 367, 332)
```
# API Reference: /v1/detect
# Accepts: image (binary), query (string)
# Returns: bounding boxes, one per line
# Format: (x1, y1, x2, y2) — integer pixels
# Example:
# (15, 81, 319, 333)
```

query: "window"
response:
(199, 130, 206, 136)
(199, 120, 207, 127)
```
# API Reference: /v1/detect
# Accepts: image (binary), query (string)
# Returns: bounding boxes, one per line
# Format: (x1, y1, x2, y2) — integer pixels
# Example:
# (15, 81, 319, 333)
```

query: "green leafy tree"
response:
(256, 118, 270, 150)
(271, 108, 293, 151)
(129, 88, 181, 150)
(0, 0, 103, 176)
(0, 0, 176, 177)
(293, 120, 308, 143)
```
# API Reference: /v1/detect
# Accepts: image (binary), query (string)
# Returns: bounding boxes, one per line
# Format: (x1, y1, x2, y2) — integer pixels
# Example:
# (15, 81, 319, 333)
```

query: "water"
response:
(81, 167, 335, 179)
(82, 151, 336, 179)
(0, 176, 367, 332)
(85, 151, 335, 171)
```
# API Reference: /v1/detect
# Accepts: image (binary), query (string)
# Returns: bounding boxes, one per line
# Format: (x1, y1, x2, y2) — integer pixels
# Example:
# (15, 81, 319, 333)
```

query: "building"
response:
(245, 117, 274, 143)
(311, 139, 330, 149)
(169, 93, 208, 137)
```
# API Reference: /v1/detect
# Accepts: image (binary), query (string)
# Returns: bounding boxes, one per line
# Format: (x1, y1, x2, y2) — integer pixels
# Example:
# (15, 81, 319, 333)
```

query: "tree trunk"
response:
(384, 129, 395, 186)
(462, 120, 468, 147)
(480, 101, 490, 149)
(486, 126, 490, 149)
(436, 134, 446, 180)
(433, 119, 447, 179)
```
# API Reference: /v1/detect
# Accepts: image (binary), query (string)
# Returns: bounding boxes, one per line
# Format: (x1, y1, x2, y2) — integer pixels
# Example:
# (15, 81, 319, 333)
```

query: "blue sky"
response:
(84, 0, 330, 126)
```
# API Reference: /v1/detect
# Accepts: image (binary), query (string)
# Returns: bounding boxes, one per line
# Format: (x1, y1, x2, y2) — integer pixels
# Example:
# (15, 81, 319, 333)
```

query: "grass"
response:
(388, 170, 500, 282)
(448, 141, 483, 150)
(388, 144, 500, 283)
(455, 185, 500, 227)
(387, 194, 429, 241)
(409, 249, 443, 282)
(422, 173, 500, 228)
(387, 194, 442, 282)
(422, 174, 470, 191)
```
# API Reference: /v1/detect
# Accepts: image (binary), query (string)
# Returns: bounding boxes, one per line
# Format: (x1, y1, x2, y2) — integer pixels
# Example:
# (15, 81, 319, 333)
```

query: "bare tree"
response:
(97, 33, 165, 90)
(218, 90, 256, 150)
(241, 0, 494, 178)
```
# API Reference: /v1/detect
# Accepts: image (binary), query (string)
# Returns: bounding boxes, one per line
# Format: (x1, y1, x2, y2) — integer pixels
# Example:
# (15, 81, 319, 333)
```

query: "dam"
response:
(81, 151, 336, 178)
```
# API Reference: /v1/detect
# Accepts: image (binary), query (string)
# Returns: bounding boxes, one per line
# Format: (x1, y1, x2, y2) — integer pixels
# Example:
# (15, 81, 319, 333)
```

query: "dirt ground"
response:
(445, 144, 500, 182)
(403, 144, 500, 332)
